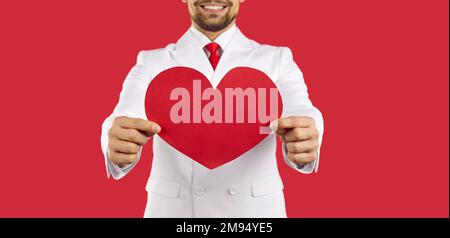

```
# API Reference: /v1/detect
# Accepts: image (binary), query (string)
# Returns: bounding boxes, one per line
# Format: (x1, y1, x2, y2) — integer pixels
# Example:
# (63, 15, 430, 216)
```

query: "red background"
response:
(0, 0, 448, 218)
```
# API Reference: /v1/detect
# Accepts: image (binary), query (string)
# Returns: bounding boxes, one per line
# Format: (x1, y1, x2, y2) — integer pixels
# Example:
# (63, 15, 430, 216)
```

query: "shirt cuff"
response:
(106, 147, 142, 180)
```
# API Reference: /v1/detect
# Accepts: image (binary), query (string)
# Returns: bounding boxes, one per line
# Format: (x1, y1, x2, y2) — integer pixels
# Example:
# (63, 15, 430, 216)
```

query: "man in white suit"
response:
(101, 0, 324, 217)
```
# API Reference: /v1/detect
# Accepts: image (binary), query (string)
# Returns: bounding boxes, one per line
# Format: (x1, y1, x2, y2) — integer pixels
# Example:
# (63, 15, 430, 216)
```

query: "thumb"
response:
(269, 119, 287, 136)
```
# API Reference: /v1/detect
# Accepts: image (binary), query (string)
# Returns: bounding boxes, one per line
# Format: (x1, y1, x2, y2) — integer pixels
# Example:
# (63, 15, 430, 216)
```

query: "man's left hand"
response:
(270, 116, 320, 165)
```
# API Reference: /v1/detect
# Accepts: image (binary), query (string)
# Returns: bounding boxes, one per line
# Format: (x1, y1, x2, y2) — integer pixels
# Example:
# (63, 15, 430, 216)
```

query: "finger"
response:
(287, 152, 318, 165)
(108, 150, 138, 166)
(284, 127, 317, 142)
(116, 117, 161, 134)
(286, 140, 318, 153)
(109, 137, 141, 154)
(277, 116, 314, 131)
(270, 119, 287, 136)
(110, 128, 149, 145)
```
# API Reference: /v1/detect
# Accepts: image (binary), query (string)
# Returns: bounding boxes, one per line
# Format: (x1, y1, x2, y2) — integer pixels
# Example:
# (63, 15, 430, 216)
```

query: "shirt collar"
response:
(189, 24, 237, 50)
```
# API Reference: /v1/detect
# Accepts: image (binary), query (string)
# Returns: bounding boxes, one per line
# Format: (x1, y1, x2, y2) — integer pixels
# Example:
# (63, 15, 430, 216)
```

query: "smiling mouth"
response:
(199, 4, 228, 13)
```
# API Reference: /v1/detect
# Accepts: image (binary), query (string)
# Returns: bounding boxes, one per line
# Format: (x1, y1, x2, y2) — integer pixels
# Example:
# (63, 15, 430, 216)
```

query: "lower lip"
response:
(200, 6, 228, 14)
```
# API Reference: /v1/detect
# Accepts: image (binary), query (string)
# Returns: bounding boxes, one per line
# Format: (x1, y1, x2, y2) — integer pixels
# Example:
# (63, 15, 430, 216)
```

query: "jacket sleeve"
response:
(100, 50, 151, 180)
(275, 47, 324, 174)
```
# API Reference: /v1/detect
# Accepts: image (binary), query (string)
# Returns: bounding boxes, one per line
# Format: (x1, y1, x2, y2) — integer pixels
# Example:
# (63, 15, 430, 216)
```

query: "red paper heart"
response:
(145, 67, 282, 169)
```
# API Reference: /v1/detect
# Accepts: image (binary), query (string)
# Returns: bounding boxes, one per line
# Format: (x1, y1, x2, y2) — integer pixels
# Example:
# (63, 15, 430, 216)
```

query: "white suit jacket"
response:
(100, 25, 324, 218)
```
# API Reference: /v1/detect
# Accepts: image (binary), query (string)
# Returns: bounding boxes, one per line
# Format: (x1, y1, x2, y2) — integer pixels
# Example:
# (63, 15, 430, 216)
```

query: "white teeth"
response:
(204, 5, 225, 10)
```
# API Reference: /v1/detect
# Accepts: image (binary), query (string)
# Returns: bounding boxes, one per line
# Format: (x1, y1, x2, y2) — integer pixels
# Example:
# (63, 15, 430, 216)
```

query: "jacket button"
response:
(228, 186, 237, 196)
(195, 186, 205, 196)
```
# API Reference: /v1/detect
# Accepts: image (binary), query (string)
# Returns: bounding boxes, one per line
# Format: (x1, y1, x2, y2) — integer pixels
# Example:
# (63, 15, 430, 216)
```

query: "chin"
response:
(206, 20, 226, 26)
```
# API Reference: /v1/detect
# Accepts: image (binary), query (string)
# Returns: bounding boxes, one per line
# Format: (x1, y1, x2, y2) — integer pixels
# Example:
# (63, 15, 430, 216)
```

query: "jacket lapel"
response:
(170, 27, 256, 88)
(170, 30, 214, 81)
(211, 28, 255, 88)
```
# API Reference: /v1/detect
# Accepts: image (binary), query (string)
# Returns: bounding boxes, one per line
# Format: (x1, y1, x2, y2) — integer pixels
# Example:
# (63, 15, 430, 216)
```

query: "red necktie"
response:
(205, 42, 221, 70)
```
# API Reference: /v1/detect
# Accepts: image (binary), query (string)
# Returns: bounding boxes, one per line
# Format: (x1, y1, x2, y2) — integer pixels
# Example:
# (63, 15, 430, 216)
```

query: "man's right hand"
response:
(108, 116, 161, 168)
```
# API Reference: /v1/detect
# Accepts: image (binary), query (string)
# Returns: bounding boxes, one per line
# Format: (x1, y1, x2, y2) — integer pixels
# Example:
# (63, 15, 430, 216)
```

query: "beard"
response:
(192, 0, 236, 32)
(193, 13, 236, 32)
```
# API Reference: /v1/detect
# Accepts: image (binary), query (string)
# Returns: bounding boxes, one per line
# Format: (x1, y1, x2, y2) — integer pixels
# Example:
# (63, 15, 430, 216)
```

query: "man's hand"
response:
(270, 116, 320, 166)
(108, 116, 161, 168)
